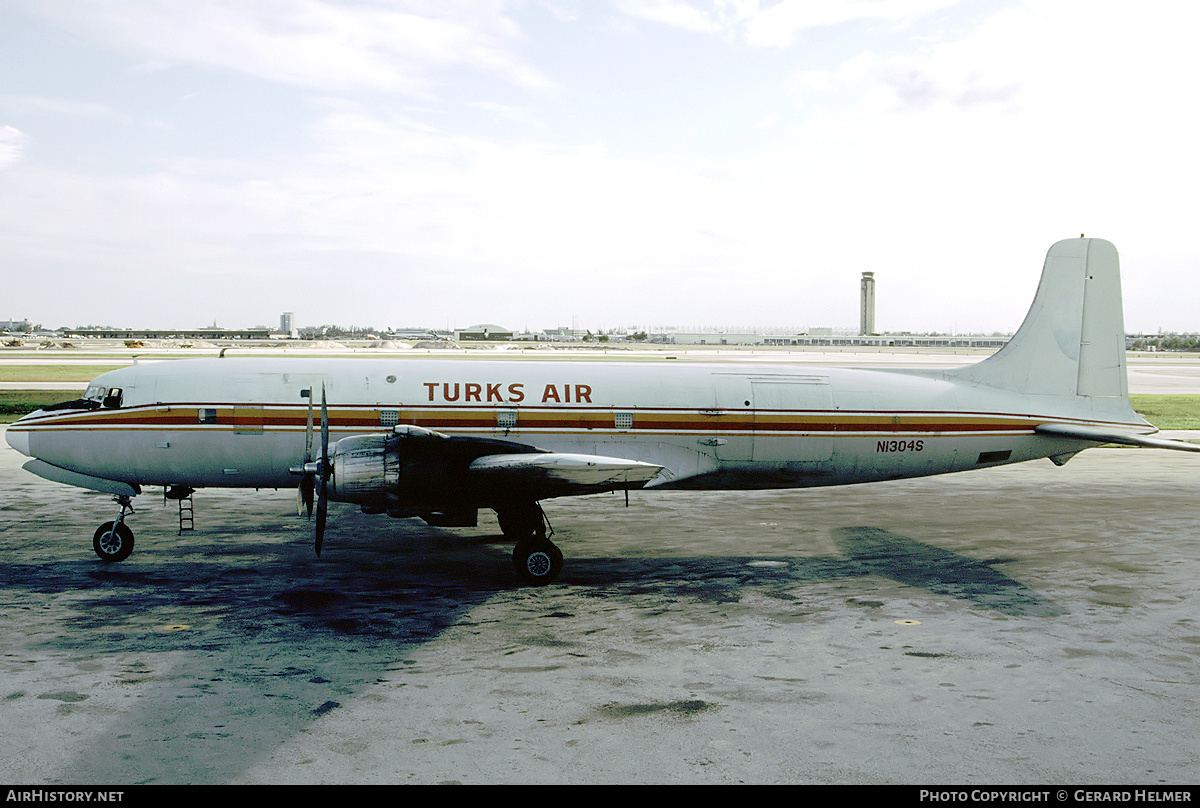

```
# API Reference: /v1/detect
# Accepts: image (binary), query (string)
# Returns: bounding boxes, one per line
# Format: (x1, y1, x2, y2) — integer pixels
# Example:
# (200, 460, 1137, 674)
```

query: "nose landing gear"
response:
(92, 495, 135, 562)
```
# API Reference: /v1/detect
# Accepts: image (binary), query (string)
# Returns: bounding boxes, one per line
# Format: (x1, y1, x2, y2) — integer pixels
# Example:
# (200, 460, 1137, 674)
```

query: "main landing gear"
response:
(497, 502, 562, 586)
(92, 495, 135, 563)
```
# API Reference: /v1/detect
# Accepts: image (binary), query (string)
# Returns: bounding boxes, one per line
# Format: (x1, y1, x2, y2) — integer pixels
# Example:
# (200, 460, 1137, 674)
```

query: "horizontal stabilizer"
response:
(469, 452, 663, 491)
(1035, 423, 1200, 452)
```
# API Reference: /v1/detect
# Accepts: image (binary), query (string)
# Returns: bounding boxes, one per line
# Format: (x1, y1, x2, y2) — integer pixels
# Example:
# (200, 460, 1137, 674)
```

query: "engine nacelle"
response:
(324, 427, 543, 511)
(328, 435, 399, 503)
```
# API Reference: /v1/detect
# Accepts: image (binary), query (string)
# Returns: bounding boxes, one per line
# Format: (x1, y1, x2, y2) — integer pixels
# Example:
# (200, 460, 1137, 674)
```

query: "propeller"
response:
(314, 385, 329, 556)
(290, 384, 331, 556)
(297, 389, 315, 518)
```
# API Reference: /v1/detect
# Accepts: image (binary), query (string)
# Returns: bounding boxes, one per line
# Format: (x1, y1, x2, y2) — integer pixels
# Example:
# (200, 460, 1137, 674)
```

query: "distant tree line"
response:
(1131, 334, 1200, 352)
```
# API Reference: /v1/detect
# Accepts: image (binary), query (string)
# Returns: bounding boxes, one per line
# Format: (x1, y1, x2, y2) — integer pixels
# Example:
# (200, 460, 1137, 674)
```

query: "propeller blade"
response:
(294, 389, 316, 518)
(315, 476, 327, 556)
(314, 383, 330, 556)
(298, 475, 314, 518)
(320, 384, 329, 465)
(304, 388, 314, 463)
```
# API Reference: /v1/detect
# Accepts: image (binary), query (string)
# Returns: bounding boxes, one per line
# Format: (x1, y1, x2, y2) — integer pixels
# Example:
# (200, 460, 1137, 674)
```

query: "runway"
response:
(2, 426, 1198, 784)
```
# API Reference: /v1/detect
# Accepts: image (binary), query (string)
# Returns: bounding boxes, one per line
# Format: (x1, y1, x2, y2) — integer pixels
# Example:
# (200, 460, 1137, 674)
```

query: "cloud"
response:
(616, 0, 961, 46)
(0, 125, 27, 168)
(24, 0, 553, 95)
(744, 0, 960, 46)
(0, 94, 161, 126)
(4, 0, 1198, 332)
(613, 0, 757, 38)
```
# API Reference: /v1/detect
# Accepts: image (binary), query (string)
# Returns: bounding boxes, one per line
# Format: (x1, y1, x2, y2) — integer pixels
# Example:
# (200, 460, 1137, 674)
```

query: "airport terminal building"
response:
(668, 332, 1011, 349)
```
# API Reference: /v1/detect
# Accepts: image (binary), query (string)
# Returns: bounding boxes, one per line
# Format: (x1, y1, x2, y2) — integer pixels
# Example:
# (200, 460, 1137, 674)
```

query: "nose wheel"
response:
(93, 521, 134, 562)
(92, 494, 135, 562)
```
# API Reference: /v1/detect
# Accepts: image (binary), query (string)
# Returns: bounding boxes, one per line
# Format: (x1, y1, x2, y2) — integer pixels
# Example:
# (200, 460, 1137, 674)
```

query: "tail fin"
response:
(951, 237, 1128, 398)
(963, 237, 1200, 452)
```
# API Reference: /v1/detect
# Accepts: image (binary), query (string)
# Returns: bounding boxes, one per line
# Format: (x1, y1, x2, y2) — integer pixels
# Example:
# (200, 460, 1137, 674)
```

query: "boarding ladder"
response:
(178, 493, 194, 534)
(165, 487, 195, 534)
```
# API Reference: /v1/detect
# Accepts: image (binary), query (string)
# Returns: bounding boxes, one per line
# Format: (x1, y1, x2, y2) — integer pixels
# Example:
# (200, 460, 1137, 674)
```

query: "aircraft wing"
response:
(468, 452, 664, 499)
(1035, 423, 1200, 452)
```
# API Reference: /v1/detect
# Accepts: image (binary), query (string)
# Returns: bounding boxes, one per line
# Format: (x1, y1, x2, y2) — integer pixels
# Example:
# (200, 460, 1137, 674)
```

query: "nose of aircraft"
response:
(4, 415, 33, 457)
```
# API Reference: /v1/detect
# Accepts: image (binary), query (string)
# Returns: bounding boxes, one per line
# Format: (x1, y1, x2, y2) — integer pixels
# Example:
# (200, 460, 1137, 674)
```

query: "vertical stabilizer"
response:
(951, 238, 1127, 398)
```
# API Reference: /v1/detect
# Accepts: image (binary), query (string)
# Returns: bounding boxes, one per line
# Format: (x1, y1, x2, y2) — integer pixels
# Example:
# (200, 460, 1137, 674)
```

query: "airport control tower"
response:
(860, 272, 876, 335)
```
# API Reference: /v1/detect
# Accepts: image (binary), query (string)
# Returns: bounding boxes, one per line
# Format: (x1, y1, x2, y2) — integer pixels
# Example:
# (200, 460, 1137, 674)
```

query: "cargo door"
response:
(708, 374, 754, 461)
(751, 376, 834, 462)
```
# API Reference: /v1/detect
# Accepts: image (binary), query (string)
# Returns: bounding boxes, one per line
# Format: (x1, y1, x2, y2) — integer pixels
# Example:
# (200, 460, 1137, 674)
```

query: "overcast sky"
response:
(2, 0, 1197, 335)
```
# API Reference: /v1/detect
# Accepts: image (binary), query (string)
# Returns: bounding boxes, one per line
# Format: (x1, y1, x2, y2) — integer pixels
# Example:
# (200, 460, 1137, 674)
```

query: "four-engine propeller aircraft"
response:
(6, 237, 1197, 584)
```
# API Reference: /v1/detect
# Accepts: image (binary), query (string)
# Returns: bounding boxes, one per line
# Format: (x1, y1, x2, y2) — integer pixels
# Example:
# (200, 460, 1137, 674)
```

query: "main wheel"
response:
(93, 521, 134, 563)
(512, 538, 563, 586)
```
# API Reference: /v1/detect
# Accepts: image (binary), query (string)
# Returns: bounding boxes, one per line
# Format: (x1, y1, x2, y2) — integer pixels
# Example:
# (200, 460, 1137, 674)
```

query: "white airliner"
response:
(6, 238, 1197, 584)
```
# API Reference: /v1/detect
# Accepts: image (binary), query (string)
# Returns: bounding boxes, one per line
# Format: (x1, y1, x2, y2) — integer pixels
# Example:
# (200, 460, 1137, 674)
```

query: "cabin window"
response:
(198, 408, 218, 424)
(102, 388, 123, 408)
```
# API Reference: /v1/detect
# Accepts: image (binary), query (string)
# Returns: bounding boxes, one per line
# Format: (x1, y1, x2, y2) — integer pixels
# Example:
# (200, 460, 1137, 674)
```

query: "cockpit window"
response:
(46, 388, 103, 411)
(44, 383, 122, 412)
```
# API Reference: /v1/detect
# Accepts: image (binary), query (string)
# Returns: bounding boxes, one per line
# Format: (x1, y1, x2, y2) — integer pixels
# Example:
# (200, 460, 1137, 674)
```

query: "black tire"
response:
(93, 521, 134, 563)
(512, 538, 563, 586)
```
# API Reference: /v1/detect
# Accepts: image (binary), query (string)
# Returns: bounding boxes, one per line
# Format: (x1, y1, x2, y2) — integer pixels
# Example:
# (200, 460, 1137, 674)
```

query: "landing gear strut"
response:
(498, 502, 562, 586)
(93, 495, 135, 562)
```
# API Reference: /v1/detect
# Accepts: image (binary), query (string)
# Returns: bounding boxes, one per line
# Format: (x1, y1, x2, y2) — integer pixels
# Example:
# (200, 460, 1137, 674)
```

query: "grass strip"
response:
(0, 391, 81, 422)
(1130, 394, 1200, 430)
(0, 365, 126, 383)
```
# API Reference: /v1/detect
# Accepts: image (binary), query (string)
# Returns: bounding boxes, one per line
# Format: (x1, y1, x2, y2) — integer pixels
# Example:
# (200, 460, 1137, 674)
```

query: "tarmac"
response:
(2, 423, 1199, 785)
(2, 348, 1199, 785)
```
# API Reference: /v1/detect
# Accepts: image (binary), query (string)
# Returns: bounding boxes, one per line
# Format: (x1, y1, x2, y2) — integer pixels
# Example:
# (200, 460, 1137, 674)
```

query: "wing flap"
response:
(1036, 423, 1200, 452)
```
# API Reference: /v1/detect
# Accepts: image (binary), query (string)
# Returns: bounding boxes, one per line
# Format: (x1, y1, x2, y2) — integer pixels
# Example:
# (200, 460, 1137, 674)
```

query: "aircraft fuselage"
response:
(7, 355, 1127, 494)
